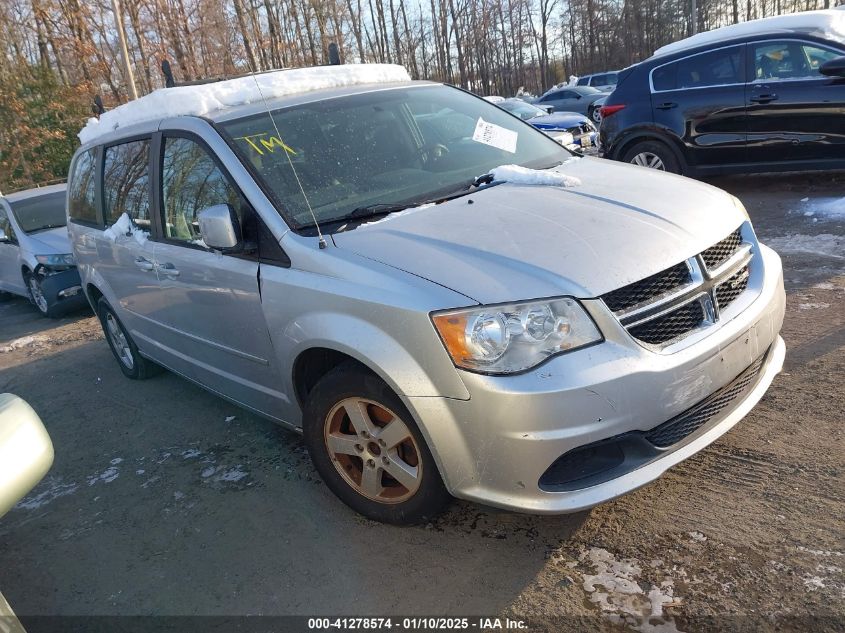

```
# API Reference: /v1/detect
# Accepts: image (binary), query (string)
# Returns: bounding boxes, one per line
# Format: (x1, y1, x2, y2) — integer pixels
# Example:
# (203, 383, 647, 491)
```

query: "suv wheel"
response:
(96, 297, 162, 379)
(622, 140, 681, 174)
(590, 107, 602, 124)
(25, 272, 57, 318)
(303, 362, 450, 524)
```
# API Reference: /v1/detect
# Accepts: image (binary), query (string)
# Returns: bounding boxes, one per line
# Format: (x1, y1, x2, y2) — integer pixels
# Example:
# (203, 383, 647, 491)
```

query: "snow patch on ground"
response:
(0, 335, 49, 353)
(813, 282, 838, 290)
(799, 302, 830, 310)
(765, 234, 844, 260)
(15, 478, 78, 510)
(688, 531, 707, 542)
(79, 64, 411, 144)
(578, 547, 684, 633)
(87, 466, 120, 486)
(490, 163, 581, 188)
(200, 464, 249, 482)
(103, 213, 149, 245)
(800, 197, 845, 220)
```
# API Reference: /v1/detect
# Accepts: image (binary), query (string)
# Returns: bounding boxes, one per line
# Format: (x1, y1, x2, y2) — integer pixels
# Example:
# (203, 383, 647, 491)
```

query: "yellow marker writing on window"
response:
(235, 133, 297, 156)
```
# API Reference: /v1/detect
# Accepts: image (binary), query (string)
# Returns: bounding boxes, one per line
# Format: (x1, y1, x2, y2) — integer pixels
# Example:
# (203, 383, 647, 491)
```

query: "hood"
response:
(529, 112, 589, 130)
(23, 226, 72, 254)
(332, 158, 745, 305)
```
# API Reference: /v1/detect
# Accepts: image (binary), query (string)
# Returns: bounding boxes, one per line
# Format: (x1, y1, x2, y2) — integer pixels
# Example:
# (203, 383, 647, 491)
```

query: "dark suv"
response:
(599, 15, 845, 175)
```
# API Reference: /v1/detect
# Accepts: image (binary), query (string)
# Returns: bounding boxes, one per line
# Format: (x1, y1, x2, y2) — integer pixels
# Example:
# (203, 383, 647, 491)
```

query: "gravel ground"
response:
(0, 172, 842, 632)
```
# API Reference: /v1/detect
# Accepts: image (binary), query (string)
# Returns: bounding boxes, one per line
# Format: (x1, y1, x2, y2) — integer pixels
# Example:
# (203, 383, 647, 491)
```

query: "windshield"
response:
(219, 85, 567, 230)
(498, 100, 547, 120)
(10, 191, 67, 233)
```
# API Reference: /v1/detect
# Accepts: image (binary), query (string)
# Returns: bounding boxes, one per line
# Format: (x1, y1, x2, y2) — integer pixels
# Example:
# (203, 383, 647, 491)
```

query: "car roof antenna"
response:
(248, 70, 327, 249)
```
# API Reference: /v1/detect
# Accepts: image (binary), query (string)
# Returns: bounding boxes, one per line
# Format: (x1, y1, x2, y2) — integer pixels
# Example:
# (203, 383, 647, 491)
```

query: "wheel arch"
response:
(611, 128, 687, 172)
(292, 347, 376, 411)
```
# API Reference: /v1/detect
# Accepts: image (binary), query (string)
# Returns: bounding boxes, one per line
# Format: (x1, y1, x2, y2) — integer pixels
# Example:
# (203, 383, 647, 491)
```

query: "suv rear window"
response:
(103, 140, 151, 228)
(68, 149, 98, 224)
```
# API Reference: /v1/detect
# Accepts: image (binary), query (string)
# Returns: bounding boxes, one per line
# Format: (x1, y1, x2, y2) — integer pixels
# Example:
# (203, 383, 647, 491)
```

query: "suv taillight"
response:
(599, 104, 625, 118)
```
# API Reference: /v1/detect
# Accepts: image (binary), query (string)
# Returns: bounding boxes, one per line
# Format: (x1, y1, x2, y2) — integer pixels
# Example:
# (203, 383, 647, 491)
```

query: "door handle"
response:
(157, 262, 180, 277)
(134, 257, 155, 272)
(750, 93, 778, 104)
(656, 102, 678, 110)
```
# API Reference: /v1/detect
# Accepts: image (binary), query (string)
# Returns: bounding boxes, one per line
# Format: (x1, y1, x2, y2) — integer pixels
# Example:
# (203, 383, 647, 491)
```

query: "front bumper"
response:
(36, 267, 87, 314)
(405, 244, 786, 513)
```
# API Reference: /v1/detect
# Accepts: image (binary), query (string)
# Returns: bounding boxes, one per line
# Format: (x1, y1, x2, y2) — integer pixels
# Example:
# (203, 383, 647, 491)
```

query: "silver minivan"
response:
(68, 65, 785, 524)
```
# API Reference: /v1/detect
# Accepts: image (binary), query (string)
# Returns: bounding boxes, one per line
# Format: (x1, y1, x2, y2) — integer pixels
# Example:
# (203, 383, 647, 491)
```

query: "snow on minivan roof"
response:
(77, 64, 412, 145)
(652, 7, 845, 58)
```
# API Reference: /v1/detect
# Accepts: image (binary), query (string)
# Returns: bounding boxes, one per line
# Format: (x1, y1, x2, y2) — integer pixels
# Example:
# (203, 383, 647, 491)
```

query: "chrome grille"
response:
(715, 264, 750, 311)
(601, 225, 752, 347)
(701, 228, 742, 270)
(602, 262, 691, 313)
(628, 300, 705, 345)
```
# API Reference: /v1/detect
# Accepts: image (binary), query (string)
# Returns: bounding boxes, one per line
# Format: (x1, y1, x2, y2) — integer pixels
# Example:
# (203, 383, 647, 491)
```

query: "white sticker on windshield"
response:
(472, 118, 518, 154)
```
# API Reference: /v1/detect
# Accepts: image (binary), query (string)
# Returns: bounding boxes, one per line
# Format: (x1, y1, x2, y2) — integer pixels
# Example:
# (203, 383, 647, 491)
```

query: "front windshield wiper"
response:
(347, 202, 415, 219)
(27, 223, 66, 234)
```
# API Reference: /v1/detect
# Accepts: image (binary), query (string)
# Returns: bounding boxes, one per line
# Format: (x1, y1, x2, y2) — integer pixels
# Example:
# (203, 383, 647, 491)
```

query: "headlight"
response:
(431, 297, 602, 374)
(547, 131, 575, 147)
(35, 253, 75, 266)
(729, 195, 750, 221)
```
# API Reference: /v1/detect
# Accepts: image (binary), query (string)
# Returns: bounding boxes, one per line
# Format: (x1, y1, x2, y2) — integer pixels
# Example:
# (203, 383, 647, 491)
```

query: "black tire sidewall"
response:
(303, 363, 450, 525)
(622, 140, 682, 174)
(97, 298, 146, 379)
(24, 273, 55, 318)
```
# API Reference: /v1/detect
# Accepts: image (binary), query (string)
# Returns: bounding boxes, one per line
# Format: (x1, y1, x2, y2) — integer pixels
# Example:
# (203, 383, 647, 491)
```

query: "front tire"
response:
(25, 272, 58, 318)
(303, 362, 451, 524)
(96, 297, 162, 379)
(621, 140, 681, 174)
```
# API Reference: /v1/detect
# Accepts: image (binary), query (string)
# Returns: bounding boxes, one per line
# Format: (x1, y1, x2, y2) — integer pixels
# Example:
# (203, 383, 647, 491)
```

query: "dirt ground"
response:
(0, 172, 842, 633)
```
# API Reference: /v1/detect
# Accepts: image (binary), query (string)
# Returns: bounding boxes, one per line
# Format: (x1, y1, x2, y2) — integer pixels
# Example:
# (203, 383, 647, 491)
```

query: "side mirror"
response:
(0, 394, 54, 519)
(543, 105, 554, 114)
(197, 204, 241, 251)
(0, 228, 9, 243)
(820, 56, 845, 77)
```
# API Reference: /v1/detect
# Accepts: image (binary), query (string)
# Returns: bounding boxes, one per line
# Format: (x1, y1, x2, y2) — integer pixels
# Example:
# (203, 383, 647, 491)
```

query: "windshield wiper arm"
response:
(28, 223, 66, 233)
(347, 202, 414, 220)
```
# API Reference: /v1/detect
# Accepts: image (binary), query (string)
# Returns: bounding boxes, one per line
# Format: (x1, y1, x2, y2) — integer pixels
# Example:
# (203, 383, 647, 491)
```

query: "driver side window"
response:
(160, 136, 242, 246)
(0, 206, 16, 242)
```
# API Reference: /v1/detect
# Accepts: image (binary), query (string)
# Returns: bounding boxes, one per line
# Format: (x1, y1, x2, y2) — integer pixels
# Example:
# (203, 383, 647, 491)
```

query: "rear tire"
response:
(621, 140, 681, 174)
(96, 297, 162, 380)
(303, 362, 451, 525)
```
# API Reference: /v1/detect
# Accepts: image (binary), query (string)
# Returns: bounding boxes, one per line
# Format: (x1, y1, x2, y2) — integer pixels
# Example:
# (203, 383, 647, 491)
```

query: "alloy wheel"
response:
(592, 108, 602, 123)
(105, 312, 134, 370)
(27, 277, 49, 314)
(323, 397, 423, 503)
(630, 151, 665, 170)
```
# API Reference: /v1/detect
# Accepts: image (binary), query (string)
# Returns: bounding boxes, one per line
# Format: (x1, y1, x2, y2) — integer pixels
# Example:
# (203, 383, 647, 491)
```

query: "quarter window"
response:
(160, 136, 242, 245)
(103, 140, 151, 228)
(68, 149, 98, 224)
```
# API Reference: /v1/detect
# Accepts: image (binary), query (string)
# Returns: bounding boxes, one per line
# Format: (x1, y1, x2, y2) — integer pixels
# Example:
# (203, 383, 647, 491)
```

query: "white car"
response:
(0, 184, 87, 317)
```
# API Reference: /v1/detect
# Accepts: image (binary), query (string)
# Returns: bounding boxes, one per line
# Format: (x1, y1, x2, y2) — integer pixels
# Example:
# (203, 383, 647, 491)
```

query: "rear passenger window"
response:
(68, 149, 98, 224)
(103, 140, 151, 228)
(160, 136, 242, 245)
(677, 47, 742, 88)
